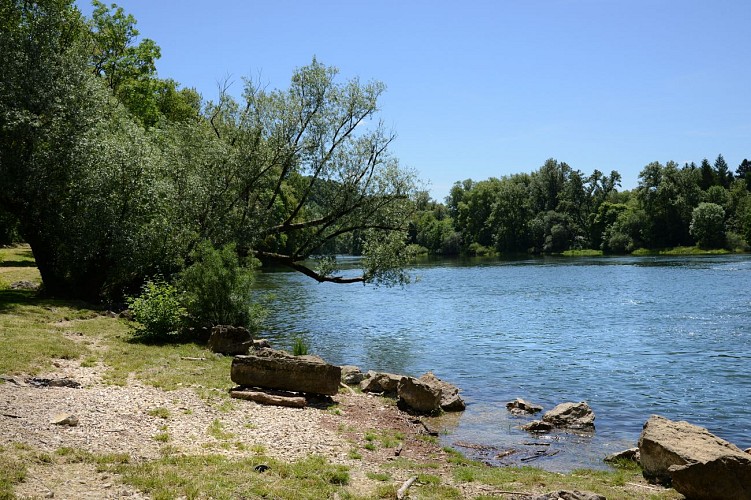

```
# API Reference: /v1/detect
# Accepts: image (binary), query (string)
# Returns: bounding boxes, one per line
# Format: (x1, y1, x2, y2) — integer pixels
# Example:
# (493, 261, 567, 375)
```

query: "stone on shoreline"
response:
(208, 325, 253, 355)
(638, 414, 751, 499)
(521, 420, 554, 433)
(231, 349, 341, 396)
(419, 372, 465, 411)
(397, 377, 442, 414)
(340, 365, 364, 385)
(604, 447, 640, 464)
(359, 371, 404, 394)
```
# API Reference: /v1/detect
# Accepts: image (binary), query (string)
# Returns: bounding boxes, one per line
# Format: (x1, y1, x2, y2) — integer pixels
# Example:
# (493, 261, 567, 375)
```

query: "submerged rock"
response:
(506, 398, 543, 415)
(521, 420, 554, 433)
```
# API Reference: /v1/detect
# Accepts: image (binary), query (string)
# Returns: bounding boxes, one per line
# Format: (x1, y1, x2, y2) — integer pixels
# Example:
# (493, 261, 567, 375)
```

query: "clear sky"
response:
(76, 0, 750, 201)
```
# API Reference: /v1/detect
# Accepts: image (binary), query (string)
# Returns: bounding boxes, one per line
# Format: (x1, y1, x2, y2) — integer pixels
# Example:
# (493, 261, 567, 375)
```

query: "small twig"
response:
(396, 475, 418, 499)
(180, 357, 206, 361)
(520, 449, 560, 462)
(339, 381, 356, 395)
(2, 413, 21, 419)
(626, 482, 662, 491)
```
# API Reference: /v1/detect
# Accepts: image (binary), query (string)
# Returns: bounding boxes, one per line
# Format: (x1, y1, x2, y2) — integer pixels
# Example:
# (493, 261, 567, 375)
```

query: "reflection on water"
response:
(254, 254, 751, 471)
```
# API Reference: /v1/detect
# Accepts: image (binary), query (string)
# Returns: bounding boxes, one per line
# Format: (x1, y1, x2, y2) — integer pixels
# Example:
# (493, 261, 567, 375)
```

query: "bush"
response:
(127, 279, 186, 340)
(179, 242, 262, 331)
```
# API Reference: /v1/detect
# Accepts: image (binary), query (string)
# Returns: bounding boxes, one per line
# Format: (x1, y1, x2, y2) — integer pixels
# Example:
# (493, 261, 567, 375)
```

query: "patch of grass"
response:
(0, 245, 41, 289)
(451, 464, 681, 500)
(104, 453, 350, 499)
(562, 249, 604, 257)
(0, 445, 27, 498)
(417, 434, 439, 445)
(292, 335, 309, 356)
(382, 458, 441, 470)
(366, 471, 391, 481)
(364, 442, 377, 451)
(153, 431, 170, 443)
(632, 246, 731, 256)
(208, 419, 235, 441)
(147, 407, 171, 419)
(348, 449, 362, 460)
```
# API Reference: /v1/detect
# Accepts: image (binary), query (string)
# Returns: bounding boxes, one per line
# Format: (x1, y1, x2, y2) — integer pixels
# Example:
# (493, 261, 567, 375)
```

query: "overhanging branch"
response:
(253, 251, 364, 284)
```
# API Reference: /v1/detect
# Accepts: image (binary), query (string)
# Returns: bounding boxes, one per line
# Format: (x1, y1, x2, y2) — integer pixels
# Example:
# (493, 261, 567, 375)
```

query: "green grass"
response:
(0, 445, 27, 498)
(147, 407, 171, 419)
(632, 246, 731, 256)
(104, 453, 350, 500)
(0, 245, 40, 290)
(207, 419, 235, 441)
(561, 249, 604, 257)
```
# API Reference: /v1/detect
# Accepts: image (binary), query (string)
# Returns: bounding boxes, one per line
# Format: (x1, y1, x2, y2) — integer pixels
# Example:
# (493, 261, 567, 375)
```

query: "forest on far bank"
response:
(2, 0, 750, 313)
(406, 155, 751, 257)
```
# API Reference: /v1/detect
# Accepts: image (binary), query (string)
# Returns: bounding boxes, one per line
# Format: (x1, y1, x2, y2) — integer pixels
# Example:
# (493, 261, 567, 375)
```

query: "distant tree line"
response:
(408, 156, 751, 256)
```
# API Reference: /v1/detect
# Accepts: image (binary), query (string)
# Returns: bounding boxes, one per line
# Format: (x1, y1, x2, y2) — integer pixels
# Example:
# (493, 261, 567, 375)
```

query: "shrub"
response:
(179, 241, 263, 331)
(292, 336, 309, 356)
(127, 279, 186, 340)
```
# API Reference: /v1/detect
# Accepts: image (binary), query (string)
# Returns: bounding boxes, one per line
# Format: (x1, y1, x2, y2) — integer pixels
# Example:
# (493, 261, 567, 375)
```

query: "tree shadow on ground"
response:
(0, 289, 96, 314)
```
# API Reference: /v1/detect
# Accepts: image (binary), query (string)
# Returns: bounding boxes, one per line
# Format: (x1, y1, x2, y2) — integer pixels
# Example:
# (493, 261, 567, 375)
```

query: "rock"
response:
(340, 365, 364, 385)
(207, 325, 253, 355)
(521, 420, 554, 433)
(50, 413, 79, 426)
(27, 377, 80, 388)
(638, 414, 751, 499)
(542, 401, 595, 429)
(230, 389, 306, 408)
(231, 349, 341, 396)
(418, 372, 465, 411)
(252, 338, 271, 350)
(397, 377, 442, 414)
(745, 448, 751, 455)
(533, 491, 605, 500)
(506, 398, 543, 415)
(359, 371, 404, 394)
(604, 447, 640, 464)
(9, 280, 39, 290)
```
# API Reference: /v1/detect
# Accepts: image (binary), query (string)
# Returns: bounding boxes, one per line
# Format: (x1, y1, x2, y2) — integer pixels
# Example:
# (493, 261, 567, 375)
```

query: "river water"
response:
(253, 255, 751, 470)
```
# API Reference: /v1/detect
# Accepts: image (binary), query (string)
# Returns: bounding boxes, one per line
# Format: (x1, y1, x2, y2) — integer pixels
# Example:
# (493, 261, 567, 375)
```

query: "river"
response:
(253, 254, 751, 470)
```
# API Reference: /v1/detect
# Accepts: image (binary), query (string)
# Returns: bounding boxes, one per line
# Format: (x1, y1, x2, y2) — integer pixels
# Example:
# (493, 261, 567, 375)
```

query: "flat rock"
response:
(50, 413, 79, 426)
(533, 491, 605, 500)
(542, 401, 595, 429)
(231, 349, 341, 396)
(522, 420, 554, 433)
(506, 398, 543, 415)
(638, 414, 751, 499)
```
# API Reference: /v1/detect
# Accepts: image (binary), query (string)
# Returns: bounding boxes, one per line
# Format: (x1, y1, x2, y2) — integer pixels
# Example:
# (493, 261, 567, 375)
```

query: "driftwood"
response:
(339, 381, 356, 395)
(396, 475, 418, 499)
(230, 389, 306, 408)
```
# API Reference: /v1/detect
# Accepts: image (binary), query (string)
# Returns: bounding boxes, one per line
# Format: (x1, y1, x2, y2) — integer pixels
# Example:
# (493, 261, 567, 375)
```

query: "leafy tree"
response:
(690, 202, 726, 249)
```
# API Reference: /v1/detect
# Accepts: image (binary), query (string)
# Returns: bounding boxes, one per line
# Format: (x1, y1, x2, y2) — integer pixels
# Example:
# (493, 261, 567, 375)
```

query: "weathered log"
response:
(230, 389, 306, 408)
(231, 349, 341, 396)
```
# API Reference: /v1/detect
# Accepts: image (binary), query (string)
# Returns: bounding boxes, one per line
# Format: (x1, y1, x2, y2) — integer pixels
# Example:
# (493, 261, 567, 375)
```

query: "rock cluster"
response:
(638, 414, 751, 500)
(355, 369, 465, 414)
(506, 398, 542, 415)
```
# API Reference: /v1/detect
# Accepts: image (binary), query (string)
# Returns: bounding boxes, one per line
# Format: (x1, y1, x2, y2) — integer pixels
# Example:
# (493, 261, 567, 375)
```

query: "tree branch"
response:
(253, 251, 364, 284)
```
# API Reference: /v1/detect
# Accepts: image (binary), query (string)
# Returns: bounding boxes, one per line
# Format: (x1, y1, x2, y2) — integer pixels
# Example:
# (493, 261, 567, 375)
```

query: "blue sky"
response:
(77, 0, 750, 201)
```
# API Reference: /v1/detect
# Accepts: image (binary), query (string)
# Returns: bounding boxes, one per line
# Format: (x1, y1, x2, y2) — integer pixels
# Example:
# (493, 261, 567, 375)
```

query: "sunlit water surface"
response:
(254, 255, 751, 470)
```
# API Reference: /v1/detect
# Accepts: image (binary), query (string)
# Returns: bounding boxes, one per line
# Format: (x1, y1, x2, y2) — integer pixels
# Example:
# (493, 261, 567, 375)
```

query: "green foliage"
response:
(690, 202, 726, 249)
(292, 336, 309, 356)
(179, 242, 261, 330)
(127, 279, 186, 340)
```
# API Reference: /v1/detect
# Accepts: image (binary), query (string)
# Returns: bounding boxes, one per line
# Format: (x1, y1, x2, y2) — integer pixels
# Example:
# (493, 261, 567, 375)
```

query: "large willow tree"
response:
(0, 0, 416, 300)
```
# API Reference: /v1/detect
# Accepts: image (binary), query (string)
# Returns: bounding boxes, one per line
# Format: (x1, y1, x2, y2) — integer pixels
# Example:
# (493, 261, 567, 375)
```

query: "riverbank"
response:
(0, 246, 681, 498)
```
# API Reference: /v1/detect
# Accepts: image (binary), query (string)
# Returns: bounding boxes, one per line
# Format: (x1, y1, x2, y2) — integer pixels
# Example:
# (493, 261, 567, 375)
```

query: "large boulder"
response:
(397, 377, 442, 414)
(208, 325, 252, 355)
(359, 371, 404, 394)
(542, 401, 595, 429)
(419, 372, 465, 411)
(638, 415, 751, 499)
(231, 349, 341, 396)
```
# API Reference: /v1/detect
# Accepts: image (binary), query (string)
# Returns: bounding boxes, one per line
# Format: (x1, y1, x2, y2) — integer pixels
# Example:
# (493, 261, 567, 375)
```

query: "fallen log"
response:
(230, 389, 306, 408)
